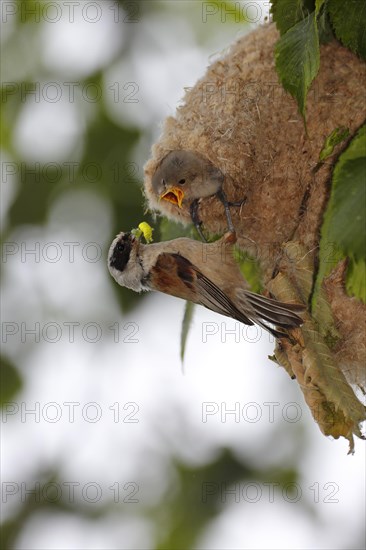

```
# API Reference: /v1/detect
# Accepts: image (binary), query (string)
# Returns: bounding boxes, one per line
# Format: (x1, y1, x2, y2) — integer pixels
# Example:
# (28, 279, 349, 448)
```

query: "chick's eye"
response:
(178, 179, 186, 185)
(117, 243, 124, 252)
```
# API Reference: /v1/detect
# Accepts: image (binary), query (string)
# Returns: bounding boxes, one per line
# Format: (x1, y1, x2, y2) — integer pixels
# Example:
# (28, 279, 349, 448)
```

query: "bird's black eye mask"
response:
(110, 234, 132, 272)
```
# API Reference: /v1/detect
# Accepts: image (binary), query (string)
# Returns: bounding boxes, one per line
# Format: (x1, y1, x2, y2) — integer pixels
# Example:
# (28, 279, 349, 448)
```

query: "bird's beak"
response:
(130, 233, 141, 254)
(160, 187, 184, 208)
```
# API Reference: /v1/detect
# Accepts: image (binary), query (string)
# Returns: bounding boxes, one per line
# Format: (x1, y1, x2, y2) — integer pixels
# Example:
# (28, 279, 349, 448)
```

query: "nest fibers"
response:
(143, 23, 366, 450)
(144, 24, 365, 277)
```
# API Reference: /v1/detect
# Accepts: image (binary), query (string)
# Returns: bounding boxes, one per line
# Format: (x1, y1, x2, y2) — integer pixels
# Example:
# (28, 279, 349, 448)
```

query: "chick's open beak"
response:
(160, 187, 184, 208)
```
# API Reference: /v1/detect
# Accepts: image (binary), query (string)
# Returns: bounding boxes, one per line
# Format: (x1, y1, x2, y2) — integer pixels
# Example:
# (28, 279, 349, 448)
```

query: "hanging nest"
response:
(143, 24, 366, 452)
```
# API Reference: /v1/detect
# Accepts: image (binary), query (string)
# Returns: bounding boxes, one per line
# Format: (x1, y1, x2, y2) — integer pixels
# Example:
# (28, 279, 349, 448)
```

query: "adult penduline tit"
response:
(108, 230, 304, 338)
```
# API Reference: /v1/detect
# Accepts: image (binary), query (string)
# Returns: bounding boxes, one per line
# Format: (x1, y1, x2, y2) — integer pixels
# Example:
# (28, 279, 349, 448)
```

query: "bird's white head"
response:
(108, 232, 146, 292)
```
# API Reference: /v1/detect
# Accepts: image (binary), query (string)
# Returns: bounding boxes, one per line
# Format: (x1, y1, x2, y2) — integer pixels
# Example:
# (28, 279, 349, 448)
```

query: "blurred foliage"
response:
(4, 1, 358, 548)
(158, 218, 195, 241)
(156, 449, 298, 549)
(0, 355, 22, 405)
(0, 450, 299, 550)
(2, 4, 152, 546)
(1, 1, 157, 312)
(0, 469, 117, 550)
(233, 248, 263, 294)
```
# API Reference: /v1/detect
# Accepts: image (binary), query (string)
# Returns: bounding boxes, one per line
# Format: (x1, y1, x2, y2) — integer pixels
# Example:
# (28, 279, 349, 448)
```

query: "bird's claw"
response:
(227, 196, 247, 208)
(216, 189, 237, 233)
(190, 191, 245, 243)
(190, 199, 208, 242)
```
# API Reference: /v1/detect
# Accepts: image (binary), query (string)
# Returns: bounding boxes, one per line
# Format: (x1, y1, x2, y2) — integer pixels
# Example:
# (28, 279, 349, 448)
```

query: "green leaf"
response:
(312, 238, 344, 310)
(346, 257, 366, 303)
(180, 301, 195, 362)
(313, 125, 366, 307)
(328, 157, 366, 259)
(1, 356, 22, 406)
(326, 125, 366, 261)
(317, 7, 334, 44)
(271, 0, 314, 35)
(328, 0, 366, 59)
(275, 12, 320, 122)
(319, 126, 350, 161)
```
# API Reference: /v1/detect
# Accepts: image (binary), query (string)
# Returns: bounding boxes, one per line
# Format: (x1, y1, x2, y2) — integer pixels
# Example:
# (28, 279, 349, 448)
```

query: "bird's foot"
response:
(227, 197, 247, 208)
(216, 189, 246, 234)
(190, 199, 207, 242)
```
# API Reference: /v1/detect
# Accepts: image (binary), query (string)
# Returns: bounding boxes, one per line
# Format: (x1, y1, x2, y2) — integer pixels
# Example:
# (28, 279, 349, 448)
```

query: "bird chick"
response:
(108, 230, 304, 338)
(151, 150, 244, 240)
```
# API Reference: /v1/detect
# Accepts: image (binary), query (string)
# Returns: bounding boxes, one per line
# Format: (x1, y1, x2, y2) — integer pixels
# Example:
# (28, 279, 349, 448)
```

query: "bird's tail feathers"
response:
(238, 290, 305, 338)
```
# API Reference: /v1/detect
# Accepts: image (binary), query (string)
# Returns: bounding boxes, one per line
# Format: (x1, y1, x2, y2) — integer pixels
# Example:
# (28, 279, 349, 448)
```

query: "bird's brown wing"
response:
(149, 252, 254, 326)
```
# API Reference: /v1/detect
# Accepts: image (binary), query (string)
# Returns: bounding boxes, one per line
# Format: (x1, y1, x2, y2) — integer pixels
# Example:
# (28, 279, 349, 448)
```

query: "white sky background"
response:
(1, 1, 365, 549)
